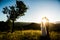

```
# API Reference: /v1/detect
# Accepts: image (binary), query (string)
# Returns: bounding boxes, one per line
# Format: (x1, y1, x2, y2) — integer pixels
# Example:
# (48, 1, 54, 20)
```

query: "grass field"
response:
(0, 30, 60, 40)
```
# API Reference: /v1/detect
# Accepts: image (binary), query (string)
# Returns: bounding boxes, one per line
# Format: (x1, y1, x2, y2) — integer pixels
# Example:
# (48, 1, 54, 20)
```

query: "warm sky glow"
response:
(41, 17, 49, 23)
(0, 0, 60, 23)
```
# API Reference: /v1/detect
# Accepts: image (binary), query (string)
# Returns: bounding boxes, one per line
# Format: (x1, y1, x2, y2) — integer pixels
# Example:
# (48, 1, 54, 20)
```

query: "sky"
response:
(0, 0, 60, 23)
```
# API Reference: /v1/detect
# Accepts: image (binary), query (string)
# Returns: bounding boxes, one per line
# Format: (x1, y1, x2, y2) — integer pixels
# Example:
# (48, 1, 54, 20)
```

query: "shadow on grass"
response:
(39, 35, 51, 40)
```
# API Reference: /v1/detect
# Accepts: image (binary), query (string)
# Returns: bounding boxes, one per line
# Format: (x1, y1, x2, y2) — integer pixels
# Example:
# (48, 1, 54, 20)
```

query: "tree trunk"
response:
(11, 20, 14, 33)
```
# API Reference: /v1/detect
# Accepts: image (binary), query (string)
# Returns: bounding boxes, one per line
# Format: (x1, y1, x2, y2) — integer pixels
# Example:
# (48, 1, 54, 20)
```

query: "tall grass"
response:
(0, 30, 60, 40)
(50, 31, 60, 40)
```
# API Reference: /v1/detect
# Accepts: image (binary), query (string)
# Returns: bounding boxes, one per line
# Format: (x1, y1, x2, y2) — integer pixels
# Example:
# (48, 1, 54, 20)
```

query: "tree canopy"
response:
(2, 0, 28, 21)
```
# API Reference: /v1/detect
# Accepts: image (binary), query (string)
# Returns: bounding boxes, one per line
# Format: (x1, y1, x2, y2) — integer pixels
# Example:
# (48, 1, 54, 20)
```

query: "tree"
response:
(2, 0, 28, 32)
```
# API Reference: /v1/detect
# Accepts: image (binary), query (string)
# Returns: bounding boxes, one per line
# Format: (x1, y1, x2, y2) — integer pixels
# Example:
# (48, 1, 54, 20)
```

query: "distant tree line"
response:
(0, 21, 60, 32)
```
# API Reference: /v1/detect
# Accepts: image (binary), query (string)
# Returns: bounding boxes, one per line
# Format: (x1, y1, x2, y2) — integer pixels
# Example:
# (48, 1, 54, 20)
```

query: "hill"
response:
(0, 21, 60, 32)
(14, 22, 40, 30)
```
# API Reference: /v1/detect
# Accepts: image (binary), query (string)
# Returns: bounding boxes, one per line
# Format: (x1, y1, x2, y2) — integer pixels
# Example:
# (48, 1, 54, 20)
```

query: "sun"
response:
(35, 16, 49, 23)
(40, 13, 55, 23)
(35, 15, 54, 23)
(42, 17, 49, 24)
